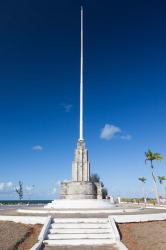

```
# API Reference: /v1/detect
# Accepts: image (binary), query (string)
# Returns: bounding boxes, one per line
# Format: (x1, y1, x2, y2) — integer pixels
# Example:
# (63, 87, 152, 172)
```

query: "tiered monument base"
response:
(44, 199, 114, 209)
(44, 138, 110, 209)
(60, 181, 102, 199)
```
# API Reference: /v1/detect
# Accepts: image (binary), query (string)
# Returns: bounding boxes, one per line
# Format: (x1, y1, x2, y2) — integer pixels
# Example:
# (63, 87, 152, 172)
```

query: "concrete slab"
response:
(43, 245, 118, 250)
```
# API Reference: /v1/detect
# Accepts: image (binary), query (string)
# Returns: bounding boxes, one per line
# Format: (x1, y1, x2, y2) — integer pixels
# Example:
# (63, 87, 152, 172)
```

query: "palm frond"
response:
(158, 176, 166, 184)
(145, 150, 163, 161)
(138, 177, 146, 183)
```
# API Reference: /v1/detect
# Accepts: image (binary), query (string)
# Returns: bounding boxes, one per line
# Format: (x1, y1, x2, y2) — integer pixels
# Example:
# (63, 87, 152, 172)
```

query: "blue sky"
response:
(0, 0, 166, 199)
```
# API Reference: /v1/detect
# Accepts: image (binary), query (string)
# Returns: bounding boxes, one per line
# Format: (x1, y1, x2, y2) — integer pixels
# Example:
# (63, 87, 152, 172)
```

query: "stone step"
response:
(43, 238, 116, 246)
(49, 228, 111, 234)
(52, 218, 108, 223)
(51, 223, 109, 229)
(47, 233, 112, 240)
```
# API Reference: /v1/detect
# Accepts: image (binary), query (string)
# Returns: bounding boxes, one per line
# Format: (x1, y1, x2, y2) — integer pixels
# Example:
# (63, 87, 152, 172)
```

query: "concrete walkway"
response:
(43, 245, 118, 250)
(1, 205, 166, 217)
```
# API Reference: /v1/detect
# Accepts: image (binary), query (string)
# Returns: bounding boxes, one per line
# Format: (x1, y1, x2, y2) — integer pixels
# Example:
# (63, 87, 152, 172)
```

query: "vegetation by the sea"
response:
(0, 200, 52, 205)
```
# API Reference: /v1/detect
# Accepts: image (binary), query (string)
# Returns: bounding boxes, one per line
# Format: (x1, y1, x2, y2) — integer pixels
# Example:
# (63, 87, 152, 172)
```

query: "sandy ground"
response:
(0, 221, 42, 250)
(118, 220, 166, 250)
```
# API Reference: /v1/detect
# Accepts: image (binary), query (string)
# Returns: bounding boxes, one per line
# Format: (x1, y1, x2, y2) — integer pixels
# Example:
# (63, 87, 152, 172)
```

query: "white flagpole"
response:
(80, 6, 84, 141)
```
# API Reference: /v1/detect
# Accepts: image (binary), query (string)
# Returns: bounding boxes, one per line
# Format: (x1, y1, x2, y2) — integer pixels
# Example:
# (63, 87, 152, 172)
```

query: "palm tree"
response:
(158, 176, 166, 184)
(158, 176, 166, 199)
(145, 150, 163, 205)
(138, 177, 147, 205)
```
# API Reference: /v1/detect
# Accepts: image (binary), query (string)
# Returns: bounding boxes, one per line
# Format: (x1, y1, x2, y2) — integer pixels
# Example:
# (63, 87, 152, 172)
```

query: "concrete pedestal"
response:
(60, 181, 102, 199)
(44, 199, 115, 209)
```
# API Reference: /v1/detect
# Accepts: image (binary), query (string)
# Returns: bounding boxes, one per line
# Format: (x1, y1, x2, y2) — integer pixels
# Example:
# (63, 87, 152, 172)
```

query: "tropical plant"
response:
(158, 176, 166, 198)
(90, 173, 100, 183)
(145, 150, 163, 205)
(90, 173, 108, 199)
(138, 177, 146, 183)
(158, 176, 166, 184)
(138, 177, 147, 205)
(102, 187, 108, 199)
(15, 181, 23, 201)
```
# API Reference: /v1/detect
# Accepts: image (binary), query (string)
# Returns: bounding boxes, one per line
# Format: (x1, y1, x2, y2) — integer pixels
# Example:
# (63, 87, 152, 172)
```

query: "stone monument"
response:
(45, 7, 114, 209)
(60, 6, 102, 200)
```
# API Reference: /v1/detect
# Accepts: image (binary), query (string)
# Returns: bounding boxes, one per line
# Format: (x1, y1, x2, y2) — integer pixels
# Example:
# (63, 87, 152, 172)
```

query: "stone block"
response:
(60, 181, 98, 200)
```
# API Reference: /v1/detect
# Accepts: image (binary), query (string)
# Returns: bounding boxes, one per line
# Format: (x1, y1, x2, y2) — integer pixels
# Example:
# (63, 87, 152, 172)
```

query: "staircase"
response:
(43, 218, 117, 246)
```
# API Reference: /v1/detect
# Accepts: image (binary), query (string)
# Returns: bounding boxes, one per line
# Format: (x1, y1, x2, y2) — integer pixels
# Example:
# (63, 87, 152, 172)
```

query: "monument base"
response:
(60, 181, 102, 199)
(44, 199, 115, 209)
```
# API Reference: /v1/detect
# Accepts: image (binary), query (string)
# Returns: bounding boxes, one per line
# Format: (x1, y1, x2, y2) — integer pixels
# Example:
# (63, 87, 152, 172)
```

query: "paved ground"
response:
(1, 205, 166, 250)
(0, 205, 166, 217)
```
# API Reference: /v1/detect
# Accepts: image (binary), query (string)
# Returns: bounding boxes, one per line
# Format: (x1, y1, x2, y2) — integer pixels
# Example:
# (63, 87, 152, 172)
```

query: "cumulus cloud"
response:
(32, 145, 43, 151)
(100, 124, 121, 140)
(100, 124, 131, 141)
(0, 182, 36, 199)
(0, 183, 5, 191)
(6, 182, 13, 188)
(24, 185, 35, 193)
(0, 182, 15, 192)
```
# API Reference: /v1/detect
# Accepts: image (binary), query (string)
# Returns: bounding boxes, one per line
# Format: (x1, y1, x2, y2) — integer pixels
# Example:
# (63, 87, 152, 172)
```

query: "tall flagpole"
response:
(79, 6, 84, 141)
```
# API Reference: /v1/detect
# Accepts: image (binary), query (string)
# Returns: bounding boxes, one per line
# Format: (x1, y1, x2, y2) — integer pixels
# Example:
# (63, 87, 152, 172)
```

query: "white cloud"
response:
(6, 182, 13, 188)
(32, 145, 43, 151)
(0, 182, 15, 192)
(0, 183, 5, 191)
(100, 124, 121, 140)
(121, 134, 132, 140)
(61, 103, 73, 112)
(25, 185, 35, 193)
(100, 123, 132, 141)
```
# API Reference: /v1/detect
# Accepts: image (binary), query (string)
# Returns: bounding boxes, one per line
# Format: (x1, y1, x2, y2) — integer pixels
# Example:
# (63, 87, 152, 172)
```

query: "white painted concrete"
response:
(44, 217, 117, 247)
(108, 217, 128, 250)
(30, 216, 52, 250)
(111, 212, 166, 223)
(38, 216, 52, 241)
(146, 205, 166, 210)
(53, 218, 108, 223)
(44, 199, 115, 209)
(44, 239, 116, 246)
(0, 215, 47, 224)
(108, 218, 120, 241)
(47, 233, 113, 240)
(51, 223, 108, 229)
(18, 207, 140, 214)
(49, 228, 111, 234)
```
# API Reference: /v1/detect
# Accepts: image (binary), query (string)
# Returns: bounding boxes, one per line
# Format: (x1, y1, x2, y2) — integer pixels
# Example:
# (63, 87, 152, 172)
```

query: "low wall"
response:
(0, 215, 52, 250)
(0, 215, 47, 224)
(111, 213, 166, 223)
